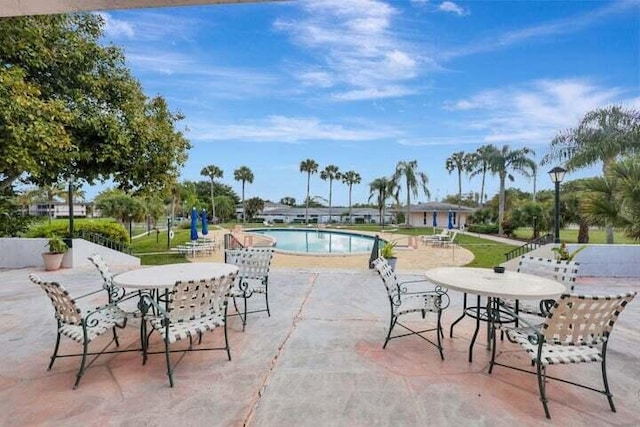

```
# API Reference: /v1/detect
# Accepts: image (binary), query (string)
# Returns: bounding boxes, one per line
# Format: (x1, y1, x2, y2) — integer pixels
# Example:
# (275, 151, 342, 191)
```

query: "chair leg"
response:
(232, 296, 246, 330)
(601, 346, 616, 412)
(383, 315, 397, 349)
(224, 319, 232, 361)
(488, 318, 498, 374)
(436, 310, 444, 360)
(73, 340, 89, 390)
(536, 362, 551, 419)
(112, 327, 120, 347)
(242, 295, 248, 331)
(47, 332, 62, 371)
(468, 295, 481, 363)
(164, 338, 174, 388)
(264, 285, 271, 317)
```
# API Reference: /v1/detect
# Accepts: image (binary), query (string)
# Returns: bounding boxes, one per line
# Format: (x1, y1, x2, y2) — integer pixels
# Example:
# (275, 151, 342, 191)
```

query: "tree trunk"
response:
(305, 174, 310, 224)
(405, 184, 410, 226)
(480, 169, 486, 207)
(348, 185, 353, 223)
(242, 182, 246, 224)
(210, 181, 216, 222)
(498, 174, 506, 235)
(457, 170, 462, 228)
(578, 221, 590, 243)
(328, 179, 332, 223)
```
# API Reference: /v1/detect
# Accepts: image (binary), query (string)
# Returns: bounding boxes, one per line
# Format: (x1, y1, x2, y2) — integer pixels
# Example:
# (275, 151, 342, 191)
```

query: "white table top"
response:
(113, 262, 239, 290)
(425, 267, 565, 299)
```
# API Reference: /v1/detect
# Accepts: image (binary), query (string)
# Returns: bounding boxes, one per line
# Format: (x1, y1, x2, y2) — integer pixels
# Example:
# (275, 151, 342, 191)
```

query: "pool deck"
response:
(1, 265, 638, 426)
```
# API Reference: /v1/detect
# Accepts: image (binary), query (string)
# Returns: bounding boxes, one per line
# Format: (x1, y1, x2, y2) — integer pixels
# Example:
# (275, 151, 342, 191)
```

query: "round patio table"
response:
(113, 262, 238, 290)
(425, 267, 565, 362)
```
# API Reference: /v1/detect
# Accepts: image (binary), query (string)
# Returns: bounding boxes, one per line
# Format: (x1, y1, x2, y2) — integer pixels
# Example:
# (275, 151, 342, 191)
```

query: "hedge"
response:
(27, 221, 129, 244)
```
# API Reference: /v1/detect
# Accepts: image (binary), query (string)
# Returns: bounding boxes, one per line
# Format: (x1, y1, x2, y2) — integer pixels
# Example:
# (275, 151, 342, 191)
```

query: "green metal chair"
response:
(30, 273, 128, 389)
(372, 257, 449, 359)
(491, 292, 636, 419)
(141, 271, 236, 387)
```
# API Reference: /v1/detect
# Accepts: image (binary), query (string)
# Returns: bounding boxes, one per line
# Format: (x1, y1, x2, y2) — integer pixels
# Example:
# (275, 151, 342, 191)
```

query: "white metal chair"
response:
(491, 292, 636, 419)
(30, 273, 128, 389)
(225, 247, 275, 331)
(141, 272, 237, 387)
(372, 257, 449, 359)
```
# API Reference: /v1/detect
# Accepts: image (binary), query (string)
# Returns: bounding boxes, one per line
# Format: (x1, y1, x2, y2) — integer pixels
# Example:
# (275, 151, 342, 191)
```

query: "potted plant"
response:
(551, 242, 586, 261)
(380, 241, 398, 270)
(42, 235, 68, 271)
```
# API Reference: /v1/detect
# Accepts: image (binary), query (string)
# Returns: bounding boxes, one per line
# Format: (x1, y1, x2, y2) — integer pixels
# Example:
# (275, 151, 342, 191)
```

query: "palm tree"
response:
(299, 159, 318, 224)
(468, 144, 499, 207)
(320, 165, 341, 224)
(445, 151, 472, 227)
(490, 145, 536, 235)
(342, 170, 361, 223)
(542, 105, 640, 243)
(200, 165, 223, 222)
(368, 177, 397, 227)
(234, 166, 254, 224)
(392, 160, 429, 226)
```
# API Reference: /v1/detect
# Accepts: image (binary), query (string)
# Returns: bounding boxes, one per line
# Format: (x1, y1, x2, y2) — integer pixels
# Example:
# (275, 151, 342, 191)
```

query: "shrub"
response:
(28, 220, 129, 244)
(467, 223, 499, 234)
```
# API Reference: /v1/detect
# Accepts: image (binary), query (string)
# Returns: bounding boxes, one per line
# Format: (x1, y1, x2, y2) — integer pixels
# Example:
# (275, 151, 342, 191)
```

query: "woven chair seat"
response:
(506, 328, 603, 366)
(150, 312, 225, 344)
(395, 293, 440, 316)
(59, 305, 127, 343)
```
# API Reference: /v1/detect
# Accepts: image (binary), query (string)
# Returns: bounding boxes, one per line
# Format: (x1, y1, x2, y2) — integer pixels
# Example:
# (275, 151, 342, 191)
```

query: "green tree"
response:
(299, 159, 319, 224)
(94, 190, 146, 224)
(320, 165, 341, 223)
(214, 195, 235, 222)
(244, 197, 264, 221)
(468, 144, 499, 207)
(445, 151, 473, 227)
(234, 166, 254, 224)
(490, 145, 536, 235)
(341, 170, 361, 224)
(200, 165, 223, 221)
(560, 179, 593, 243)
(542, 105, 640, 243)
(392, 160, 429, 227)
(280, 196, 296, 206)
(368, 177, 397, 227)
(30, 183, 66, 223)
(0, 14, 190, 195)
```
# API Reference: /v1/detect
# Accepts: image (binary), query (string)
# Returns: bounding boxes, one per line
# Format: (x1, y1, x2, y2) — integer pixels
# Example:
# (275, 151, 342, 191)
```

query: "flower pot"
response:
(387, 257, 398, 271)
(42, 253, 64, 271)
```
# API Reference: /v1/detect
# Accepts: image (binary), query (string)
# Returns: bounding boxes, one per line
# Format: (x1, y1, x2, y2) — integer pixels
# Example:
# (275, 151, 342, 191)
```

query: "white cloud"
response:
(189, 115, 402, 143)
(332, 86, 416, 101)
(443, 79, 630, 145)
(99, 12, 135, 38)
(275, 0, 423, 101)
(438, 2, 467, 16)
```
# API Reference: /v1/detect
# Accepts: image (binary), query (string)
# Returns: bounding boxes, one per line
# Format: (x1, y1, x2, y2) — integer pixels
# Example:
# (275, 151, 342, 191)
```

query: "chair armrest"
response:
(139, 293, 168, 318)
(83, 301, 128, 328)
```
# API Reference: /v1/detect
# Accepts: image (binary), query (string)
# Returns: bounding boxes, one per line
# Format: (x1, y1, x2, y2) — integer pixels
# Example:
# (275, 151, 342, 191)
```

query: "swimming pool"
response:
(250, 228, 377, 254)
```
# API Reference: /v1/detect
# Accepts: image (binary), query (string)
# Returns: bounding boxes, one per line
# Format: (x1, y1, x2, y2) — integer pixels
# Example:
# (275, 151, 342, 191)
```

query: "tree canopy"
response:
(0, 13, 190, 193)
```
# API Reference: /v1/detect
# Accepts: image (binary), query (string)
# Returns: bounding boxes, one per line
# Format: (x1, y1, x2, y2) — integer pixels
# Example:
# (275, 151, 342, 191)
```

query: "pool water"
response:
(250, 229, 376, 254)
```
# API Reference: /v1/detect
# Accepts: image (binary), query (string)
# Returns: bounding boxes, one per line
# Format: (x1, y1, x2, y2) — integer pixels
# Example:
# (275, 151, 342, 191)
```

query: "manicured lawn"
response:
(513, 228, 638, 244)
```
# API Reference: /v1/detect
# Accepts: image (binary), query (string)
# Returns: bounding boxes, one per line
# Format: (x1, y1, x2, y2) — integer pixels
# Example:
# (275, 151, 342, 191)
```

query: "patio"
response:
(0, 265, 638, 426)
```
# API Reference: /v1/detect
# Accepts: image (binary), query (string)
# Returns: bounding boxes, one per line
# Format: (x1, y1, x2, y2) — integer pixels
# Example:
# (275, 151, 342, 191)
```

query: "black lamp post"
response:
(548, 166, 566, 243)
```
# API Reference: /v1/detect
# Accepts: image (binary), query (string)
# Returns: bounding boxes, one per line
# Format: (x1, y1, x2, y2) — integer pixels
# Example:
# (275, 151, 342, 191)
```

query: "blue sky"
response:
(93, 0, 640, 206)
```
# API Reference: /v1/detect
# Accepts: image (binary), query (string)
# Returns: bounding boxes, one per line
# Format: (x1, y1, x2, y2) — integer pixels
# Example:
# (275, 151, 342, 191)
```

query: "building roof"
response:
(394, 202, 476, 213)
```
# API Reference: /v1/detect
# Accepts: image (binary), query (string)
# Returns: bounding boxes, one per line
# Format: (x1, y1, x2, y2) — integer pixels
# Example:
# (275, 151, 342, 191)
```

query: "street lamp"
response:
(548, 166, 566, 243)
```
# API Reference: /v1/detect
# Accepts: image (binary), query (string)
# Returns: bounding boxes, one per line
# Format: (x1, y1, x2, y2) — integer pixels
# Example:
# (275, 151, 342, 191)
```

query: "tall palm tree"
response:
(468, 144, 499, 207)
(368, 177, 397, 227)
(342, 170, 361, 224)
(445, 151, 472, 227)
(392, 160, 429, 227)
(320, 165, 341, 224)
(200, 164, 224, 222)
(490, 145, 536, 235)
(234, 166, 254, 224)
(542, 105, 640, 243)
(299, 159, 318, 224)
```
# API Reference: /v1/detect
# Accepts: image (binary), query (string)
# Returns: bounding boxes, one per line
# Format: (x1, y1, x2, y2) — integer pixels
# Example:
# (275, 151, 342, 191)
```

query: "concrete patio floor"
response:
(0, 266, 638, 426)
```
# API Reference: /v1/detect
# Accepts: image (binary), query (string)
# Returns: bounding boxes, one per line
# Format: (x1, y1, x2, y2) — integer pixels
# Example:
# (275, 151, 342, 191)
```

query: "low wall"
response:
(0, 238, 140, 269)
(503, 243, 640, 278)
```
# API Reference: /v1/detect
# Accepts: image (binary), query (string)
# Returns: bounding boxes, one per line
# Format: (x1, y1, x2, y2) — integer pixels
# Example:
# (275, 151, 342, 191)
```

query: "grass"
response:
(513, 228, 638, 244)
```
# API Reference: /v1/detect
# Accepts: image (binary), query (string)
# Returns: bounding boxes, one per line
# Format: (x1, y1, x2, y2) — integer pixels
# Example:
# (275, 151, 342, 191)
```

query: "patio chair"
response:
(441, 230, 458, 248)
(490, 292, 636, 419)
(225, 247, 275, 331)
(30, 273, 128, 389)
(372, 257, 449, 359)
(141, 272, 237, 387)
(422, 229, 449, 246)
(504, 257, 579, 320)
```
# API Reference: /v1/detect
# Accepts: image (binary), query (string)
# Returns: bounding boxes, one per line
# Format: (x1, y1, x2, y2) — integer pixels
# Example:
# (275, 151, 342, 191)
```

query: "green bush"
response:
(28, 220, 129, 244)
(467, 223, 499, 234)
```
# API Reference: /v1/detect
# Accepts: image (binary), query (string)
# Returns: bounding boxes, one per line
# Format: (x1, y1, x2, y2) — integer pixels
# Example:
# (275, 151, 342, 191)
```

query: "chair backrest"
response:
(372, 257, 400, 299)
(225, 247, 274, 281)
(166, 272, 237, 322)
(30, 273, 82, 325)
(543, 292, 636, 345)
(439, 229, 450, 238)
(448, 231, 458, 243)
(87, 253, 113, 291)
(517, 256, 579, 290)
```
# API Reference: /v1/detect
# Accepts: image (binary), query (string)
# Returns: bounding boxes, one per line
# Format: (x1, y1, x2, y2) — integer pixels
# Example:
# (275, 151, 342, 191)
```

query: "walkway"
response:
(1, 266, 638, 426)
